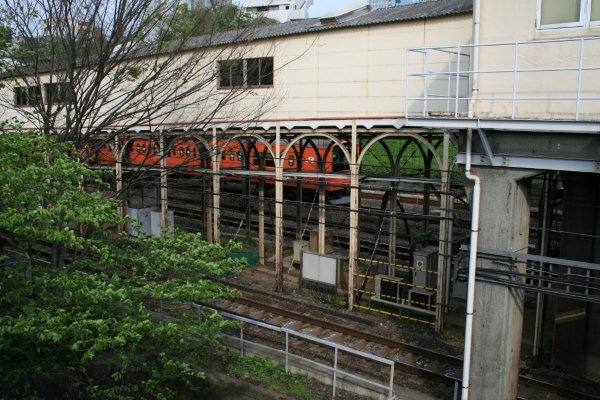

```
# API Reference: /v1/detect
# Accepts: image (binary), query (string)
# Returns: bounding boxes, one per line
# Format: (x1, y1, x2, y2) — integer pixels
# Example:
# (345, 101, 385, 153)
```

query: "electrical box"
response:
(150, 210, 174, 238)
(127, 207, 152, 237)
(301, 251, 338, 287)
(375, 274, 405, 304)
(412, 246, 438, 290)
(293, 240, 309, 264)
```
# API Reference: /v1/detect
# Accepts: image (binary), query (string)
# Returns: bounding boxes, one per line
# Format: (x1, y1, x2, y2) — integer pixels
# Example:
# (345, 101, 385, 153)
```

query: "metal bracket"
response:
(477, 128, 496, 166)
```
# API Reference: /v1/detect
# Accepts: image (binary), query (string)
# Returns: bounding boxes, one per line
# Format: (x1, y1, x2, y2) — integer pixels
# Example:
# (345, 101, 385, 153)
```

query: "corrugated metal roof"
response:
(189, 0, 472, 48)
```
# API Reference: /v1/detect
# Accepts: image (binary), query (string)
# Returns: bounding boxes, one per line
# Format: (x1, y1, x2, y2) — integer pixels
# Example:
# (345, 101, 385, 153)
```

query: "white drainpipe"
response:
(462, 1, 481, 399)
(461, 129, 481, 400)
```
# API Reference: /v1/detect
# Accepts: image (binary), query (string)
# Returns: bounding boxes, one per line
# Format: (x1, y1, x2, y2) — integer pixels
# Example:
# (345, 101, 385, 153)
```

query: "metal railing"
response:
(218, 309, 396, 399)
(406, 36, 600, 121)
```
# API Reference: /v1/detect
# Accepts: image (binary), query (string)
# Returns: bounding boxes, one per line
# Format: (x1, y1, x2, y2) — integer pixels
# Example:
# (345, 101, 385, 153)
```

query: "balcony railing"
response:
(406, 36, 600, 121)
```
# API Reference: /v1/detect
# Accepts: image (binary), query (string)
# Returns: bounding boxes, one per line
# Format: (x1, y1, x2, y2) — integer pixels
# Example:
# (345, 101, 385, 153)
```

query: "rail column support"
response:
(466, 166, 538, 399)
(259, 178, 265, 266)
(159, 133, 168, 238)
(212, 127, 221, 244)
(348, 121, 359, 311)
(114, 135, 126, 234)
(275, 124, 284, 292)
(435, 131, 451, 334)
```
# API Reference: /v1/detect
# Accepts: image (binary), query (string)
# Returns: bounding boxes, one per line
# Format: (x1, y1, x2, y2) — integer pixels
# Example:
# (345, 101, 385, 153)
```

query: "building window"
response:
(14, 85, 41, 106)
(219, 57, 273, 89)
(538, 0, 600, 28)
(44, 82, 74, 104)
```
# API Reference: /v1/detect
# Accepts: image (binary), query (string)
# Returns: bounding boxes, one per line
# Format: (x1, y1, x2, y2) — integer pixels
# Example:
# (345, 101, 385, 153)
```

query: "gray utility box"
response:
(127, 207, 152, 237)
(150, 210, 174, 238)
(301, 250, 339, 288)
(412, 246, 439, 290)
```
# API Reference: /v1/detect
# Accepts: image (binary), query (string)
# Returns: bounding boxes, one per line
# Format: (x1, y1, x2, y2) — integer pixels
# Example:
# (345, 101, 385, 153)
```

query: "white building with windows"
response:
(241, 0, 313, 22)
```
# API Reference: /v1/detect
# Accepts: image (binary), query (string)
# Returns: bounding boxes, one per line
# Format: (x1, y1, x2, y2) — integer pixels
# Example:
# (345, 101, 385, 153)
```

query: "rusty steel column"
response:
(159, 134, 168, 236)
(275, 124, 284, 292)
(348, 121, 359, 311)
(436, 131, 451, 334)
(212, 127, 221, 244)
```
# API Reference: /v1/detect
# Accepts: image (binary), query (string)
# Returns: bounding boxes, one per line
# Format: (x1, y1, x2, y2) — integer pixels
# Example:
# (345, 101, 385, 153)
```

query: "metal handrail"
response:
(217, 309, 396, 399)
(406, 36, 600, 121)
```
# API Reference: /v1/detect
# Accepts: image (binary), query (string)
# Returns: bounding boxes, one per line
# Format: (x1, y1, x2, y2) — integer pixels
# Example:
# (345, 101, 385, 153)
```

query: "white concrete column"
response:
(275, 124, 284, 292)
(348, 121, 359, 310)
(436, 132, 451, 334)
(159, 134, 168, 236)
(212, 127, 220, 244)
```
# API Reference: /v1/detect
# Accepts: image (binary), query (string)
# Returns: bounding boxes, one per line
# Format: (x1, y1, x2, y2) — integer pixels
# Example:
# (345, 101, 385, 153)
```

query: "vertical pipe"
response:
(388, 361, 395, 399)
(436, 131, 451, 334)
(159, 134, 168, 237)
(447, 52, 452, 112)
(275, 124, 284, 292)
(245, 177, 252, 237)
(576, 38, 584, 121)
(285, 332, 289, 372)
(533, 175, 550, 359)
(455, 45, 462, 118)
(468, 0, 481, 119)
(240, 325, 244, 357)
(388, 185, 398, 272)
(212, 127, 221, 244)
(461, 129, 481, 400)
(511, 43, 519, 120)
(348, 121, 359, 311)
(318, 183, 326, 254)
(405, 49, 410, 118)
(332, 348, 338, 398)
(423, 49, 429, 117)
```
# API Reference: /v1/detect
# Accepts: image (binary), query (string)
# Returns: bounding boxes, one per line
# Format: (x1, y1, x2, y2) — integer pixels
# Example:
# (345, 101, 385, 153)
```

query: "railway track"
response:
(203, 278, 600, 400)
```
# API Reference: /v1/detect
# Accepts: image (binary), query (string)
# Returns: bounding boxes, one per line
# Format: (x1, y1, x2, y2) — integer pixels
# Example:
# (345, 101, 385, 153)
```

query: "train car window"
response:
(288, 155, 295, 166)
(192, 148, 197, 157)
(179, 148, 184, 157)
(136, 144, 141, 153)
(222, 153, 226, 160)
(229, 151, 235, 161)
(186, 148, 190, 157)
(265, 153, 275, 168)
(253, 152, 260, 166)
(142, 144, 147, 153)
(148, 145, 153, 154)
(332, 146, 349, 172)
(237, 151, 242, 161)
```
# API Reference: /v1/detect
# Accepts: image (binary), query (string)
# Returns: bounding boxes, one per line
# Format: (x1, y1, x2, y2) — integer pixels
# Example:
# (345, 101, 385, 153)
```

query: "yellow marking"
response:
(356, 257, 438, 274)
(555, 308, 586, 325)
(353, 305, 433, 325)
(354, 273, 436, 291)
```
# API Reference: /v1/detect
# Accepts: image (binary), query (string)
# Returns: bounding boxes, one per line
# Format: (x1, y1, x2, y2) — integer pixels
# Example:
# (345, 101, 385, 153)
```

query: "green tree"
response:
(0, 132, 245, 399)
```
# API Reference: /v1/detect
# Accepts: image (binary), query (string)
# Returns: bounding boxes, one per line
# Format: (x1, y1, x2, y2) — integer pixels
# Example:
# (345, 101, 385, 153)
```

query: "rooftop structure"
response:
(241, 0, 313, 22)
(369, 0, 426, 9)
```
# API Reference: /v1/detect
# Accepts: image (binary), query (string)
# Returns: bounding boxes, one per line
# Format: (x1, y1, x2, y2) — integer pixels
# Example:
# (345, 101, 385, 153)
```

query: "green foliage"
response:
(226, 354, 319, 400)
(0, 132, 247, 399)
(159, 4, 277, 42)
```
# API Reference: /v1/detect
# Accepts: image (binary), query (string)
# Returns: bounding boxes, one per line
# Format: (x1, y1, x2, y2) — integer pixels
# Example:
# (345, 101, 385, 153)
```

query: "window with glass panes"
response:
(539, 0, 600, 28)
(218, 57, 273, 88)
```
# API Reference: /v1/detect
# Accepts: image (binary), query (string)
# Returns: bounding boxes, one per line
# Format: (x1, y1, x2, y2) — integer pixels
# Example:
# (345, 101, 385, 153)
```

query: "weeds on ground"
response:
(225, 353, 319, 400)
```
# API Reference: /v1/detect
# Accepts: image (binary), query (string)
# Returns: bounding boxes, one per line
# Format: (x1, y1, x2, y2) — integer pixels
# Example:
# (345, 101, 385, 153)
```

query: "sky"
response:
(308, 0, 365, 17)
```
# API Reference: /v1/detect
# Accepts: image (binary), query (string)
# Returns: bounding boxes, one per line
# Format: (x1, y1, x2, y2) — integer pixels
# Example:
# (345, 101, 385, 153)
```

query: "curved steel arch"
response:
(357, 133, 443, 172)
(281, 133, 352, 168)
(219, 133, 276, 163)
(116, 134, 160, 163)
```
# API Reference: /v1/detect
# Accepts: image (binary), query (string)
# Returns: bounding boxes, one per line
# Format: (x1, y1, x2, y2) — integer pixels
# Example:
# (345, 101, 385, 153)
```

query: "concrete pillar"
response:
(388, 184, 397, 273)
(275, 125, 284, 292)
(348, 121, 359, 310)
(468, 167, 535, 400)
